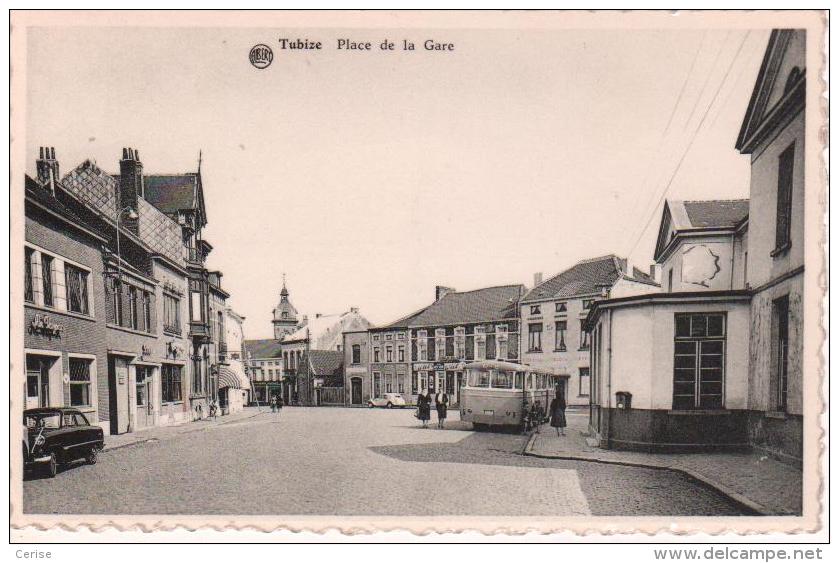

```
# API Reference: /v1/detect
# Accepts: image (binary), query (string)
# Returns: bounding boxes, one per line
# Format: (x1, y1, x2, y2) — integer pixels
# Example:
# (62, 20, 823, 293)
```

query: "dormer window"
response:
(530, 305, 541, 315)
(555, 302, 567, 313)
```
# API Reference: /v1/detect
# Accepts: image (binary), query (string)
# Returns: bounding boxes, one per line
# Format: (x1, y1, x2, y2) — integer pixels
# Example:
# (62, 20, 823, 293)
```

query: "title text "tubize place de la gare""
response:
(278, 38, 455, 52)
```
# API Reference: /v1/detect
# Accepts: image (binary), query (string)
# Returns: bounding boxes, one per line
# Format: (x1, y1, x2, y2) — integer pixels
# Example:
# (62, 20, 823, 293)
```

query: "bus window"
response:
(468, 370, 490, 388)
(514, 371, 524, 390)
(491, 370, 513, 389)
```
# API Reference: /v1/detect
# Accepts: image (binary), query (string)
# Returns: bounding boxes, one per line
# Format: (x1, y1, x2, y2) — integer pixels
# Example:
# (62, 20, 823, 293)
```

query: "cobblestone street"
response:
(23, 408, 748, 516)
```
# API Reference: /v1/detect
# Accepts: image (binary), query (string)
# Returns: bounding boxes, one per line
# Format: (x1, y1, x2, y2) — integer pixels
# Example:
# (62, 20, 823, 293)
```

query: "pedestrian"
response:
(276, 395, 283, 416)
(530, 400, 544, 434)
(270, 396, 277, 413)
(416, 388, 431, 429)
(549, 386, 567, 436)
(434, 390, 449, 429)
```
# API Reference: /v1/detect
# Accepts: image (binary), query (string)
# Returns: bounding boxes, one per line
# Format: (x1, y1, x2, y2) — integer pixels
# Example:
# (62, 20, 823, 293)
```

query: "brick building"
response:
(22, 146, 231, 435)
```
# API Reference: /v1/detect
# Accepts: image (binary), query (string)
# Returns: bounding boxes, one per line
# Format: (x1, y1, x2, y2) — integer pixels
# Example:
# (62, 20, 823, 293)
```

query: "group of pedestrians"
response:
(413, 385, 568, 436)
(415, 389, 449, 429)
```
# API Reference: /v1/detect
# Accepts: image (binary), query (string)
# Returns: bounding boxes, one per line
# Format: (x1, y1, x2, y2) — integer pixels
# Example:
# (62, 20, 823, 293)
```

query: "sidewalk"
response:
(525, 412, 802, 516)
(103, 407, 267, 452)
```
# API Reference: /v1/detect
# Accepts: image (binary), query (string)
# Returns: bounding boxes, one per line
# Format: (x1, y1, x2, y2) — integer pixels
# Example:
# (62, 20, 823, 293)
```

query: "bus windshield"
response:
(467, 370, 490, 388)
(491, 370, 513, 389)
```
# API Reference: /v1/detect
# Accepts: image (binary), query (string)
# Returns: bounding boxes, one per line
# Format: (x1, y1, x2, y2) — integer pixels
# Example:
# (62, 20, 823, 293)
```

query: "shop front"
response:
(412, 362, 465, 406)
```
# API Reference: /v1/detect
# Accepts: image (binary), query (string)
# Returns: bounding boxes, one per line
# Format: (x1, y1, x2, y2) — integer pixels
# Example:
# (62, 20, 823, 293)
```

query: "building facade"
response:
(342, 330, 371, 406)
(735, 29, 806, 463)
(23, 146, 231, 435)
(520, 256, 659, 407)
(243, 339, 284, 405)
(585, 29, 806, 464)
(218, 306, 250, 414)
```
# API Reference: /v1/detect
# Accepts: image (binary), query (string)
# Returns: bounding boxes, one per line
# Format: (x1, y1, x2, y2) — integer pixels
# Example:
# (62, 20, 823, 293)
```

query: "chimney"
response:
(533, 272, 543, 286)
(315, 313, 322, 319)
(435, 286, 456, 301)
(35, 147, 59, 194)
(617, 257, 628, 273)
(350, 307, 359, 314)
(119, 147, 143, 233)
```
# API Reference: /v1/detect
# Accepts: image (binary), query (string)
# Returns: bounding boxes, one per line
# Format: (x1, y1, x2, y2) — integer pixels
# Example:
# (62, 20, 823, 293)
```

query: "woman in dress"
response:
(417, 388, 431, 428)
(434, 391, 449, 429)
(549, 386, 567, 436)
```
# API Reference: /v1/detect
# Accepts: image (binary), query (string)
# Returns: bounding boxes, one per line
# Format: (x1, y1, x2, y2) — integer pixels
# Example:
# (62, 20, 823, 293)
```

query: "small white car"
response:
(367, 393, 407, 409)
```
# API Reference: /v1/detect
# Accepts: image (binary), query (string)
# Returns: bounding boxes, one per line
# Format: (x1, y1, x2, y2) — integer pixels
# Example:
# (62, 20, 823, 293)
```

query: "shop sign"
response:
(443, 362, 460, 370)
(413, 362, 433, 371)
(29, 313, 61, 338)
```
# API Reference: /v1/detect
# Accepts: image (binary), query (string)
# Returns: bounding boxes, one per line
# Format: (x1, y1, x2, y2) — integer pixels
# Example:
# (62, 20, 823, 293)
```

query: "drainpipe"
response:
(606, 309, 614, 449)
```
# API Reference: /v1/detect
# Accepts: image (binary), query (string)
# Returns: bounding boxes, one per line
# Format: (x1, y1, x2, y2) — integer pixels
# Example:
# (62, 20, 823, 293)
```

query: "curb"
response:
(103, 411, 266, 452)
(522, 438, 777, 516)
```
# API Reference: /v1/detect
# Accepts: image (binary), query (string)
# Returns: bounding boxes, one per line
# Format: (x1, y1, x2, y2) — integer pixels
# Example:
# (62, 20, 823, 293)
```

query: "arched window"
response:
(784, 66, 802, 95)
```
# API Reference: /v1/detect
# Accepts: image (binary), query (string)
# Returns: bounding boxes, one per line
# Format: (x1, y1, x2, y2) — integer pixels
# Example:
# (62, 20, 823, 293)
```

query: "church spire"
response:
(280, 272, 289, 298)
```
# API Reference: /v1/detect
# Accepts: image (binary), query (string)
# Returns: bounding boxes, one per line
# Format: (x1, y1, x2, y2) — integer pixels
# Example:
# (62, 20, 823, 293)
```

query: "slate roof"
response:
(383, 285, 524, 328)
(521, 255, 625, 303)
(61, 160, 186, 267)
(306, 350, 344, 378)
(243, 339, 284, 359)
(682, 199, 750, 229)
(283, 310, 371, 349)
(141, 174, 199, 215)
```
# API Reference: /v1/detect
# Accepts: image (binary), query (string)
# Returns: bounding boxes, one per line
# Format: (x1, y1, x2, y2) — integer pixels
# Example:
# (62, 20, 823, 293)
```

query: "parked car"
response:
(367, 393, 407, 409)
(23, 407, 104, 478)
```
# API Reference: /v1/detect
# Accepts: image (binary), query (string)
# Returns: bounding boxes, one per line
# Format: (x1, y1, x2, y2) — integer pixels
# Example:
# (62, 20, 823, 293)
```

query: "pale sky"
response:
(25, 25, 770, 338)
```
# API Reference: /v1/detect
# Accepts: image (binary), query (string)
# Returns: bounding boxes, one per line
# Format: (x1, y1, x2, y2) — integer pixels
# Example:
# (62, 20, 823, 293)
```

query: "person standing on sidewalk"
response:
(416, 389, 431, 429)
(270, 396, 277, 413)
(434, 390, 449, 429)
(549, 387, 567, 436)
(276, 395, 283, 417)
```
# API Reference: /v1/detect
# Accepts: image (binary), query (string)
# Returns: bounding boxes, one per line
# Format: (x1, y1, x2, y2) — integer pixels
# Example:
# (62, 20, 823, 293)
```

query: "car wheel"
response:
(46, 452, 58, 478)
(86, 447, 99, 465)
(368, 402, 374, 408)
(386, 402, 393, 409)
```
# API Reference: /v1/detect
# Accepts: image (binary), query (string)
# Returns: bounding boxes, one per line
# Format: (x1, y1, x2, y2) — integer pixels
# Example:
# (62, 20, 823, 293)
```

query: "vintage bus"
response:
(459, 360, 567, 430)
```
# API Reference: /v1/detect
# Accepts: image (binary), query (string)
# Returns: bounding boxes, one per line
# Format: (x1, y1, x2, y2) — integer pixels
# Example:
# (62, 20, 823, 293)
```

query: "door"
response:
(134, 366, 153, 429)
(25, 355, 52, 409)
(454, 371, 464, 406)
(351, 378, 362, 405)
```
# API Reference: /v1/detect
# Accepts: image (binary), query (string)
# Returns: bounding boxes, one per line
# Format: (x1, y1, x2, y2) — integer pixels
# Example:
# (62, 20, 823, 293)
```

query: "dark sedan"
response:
(24, 407, 104, 477)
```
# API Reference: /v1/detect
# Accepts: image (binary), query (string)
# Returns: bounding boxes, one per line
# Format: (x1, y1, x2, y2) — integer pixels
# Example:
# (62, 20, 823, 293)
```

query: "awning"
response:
(218, 365, 251, 390)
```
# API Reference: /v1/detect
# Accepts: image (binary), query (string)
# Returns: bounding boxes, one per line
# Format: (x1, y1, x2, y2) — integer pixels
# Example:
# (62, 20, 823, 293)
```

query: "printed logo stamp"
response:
(249, 44, 273, 69)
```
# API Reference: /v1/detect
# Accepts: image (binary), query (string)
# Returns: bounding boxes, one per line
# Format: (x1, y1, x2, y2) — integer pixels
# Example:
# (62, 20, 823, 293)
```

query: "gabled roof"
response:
(283, 310, 371, 349)
(521, 256, 625, 303)
(736, 29, 806, 154)
(653, 199, 750, 261)
(114, 172, 207, 227)
(306, 350, 344, 377)
(243, 339, 283, 359)
(395, 284, 524, 327)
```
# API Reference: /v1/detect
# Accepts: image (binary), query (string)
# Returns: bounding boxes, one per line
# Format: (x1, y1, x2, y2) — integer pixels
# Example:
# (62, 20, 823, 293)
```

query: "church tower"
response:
(272, 275, 299, 339)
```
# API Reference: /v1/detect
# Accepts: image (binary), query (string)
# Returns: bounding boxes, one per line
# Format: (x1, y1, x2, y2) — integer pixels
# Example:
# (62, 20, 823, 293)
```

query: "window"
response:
(397, 373, 405, 393)
(128, 286, 139, 329)
(556, 302, 567, 313)
(64, 264, 90, 315)
(385, 374, 393, 393)
(192, 356, 203, 395)
(386, 346, 393, 363)
(68, 358, 92, 407)
(774, 143, 795, 254)
(411, 372, 418, 394)
(468, 370, 490, 388)
(398, 345, 405, 362)
(528, 323, 543, 352)
(417, 331, 428, 361)
(162, 364, 183, 403)
(373, 372, 382, 398)
(579, 320, 590, 350)
(164, 294, 181, 335)
(41, 254, 54, 307)
(143, 291, 152, 331)
(454, 327, 466, 359)
(352, 344, 361, 364)
(491, 370, 513, 389)
(579, 367, 590, 397)
(385, 334, 392, 341)
(435, 328, 446, 360)
(530, 305, 541, 315)
(555, 320, 567, 351)
(24, 248, 34, 303)
(773, 296, 790, 411)
(582, 299, 595, 310)
(673, 313, 726, 410)
(372, 334, 380, 341)
(373, 347, 380, 363)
